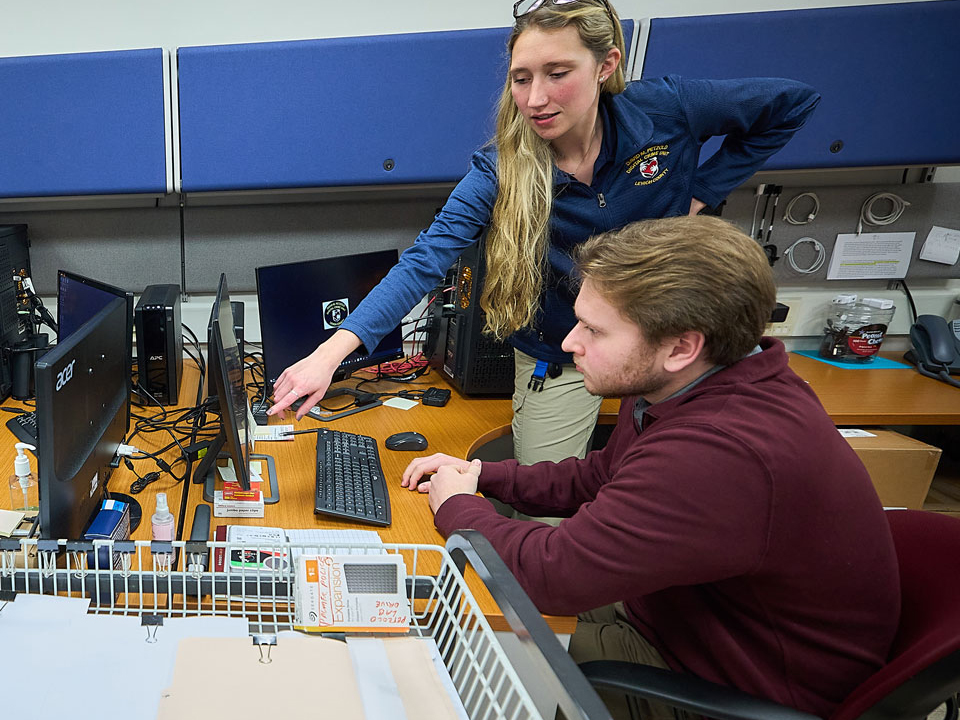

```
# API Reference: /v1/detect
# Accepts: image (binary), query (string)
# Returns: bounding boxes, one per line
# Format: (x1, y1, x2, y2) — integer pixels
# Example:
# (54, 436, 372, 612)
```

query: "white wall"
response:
(0, 0, 931, 56)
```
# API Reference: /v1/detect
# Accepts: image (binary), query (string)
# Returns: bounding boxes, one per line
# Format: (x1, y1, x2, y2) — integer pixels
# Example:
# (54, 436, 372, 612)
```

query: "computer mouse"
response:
(384, 431, 428, 451)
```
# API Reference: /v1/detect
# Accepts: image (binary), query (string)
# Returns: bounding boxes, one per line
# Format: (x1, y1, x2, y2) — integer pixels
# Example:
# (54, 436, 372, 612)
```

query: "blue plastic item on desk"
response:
(792, 350, 910, 370)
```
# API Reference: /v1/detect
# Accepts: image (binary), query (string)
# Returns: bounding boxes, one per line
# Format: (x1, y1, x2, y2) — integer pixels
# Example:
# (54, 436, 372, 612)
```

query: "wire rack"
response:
(0, 532, 610, 720)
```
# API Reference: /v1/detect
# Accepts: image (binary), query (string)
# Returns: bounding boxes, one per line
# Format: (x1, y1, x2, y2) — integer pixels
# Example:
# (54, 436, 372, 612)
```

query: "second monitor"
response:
(255, 249, 404, 395)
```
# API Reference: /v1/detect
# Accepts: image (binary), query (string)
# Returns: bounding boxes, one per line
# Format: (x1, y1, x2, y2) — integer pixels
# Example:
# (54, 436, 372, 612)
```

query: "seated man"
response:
(401, 216, 900, 720)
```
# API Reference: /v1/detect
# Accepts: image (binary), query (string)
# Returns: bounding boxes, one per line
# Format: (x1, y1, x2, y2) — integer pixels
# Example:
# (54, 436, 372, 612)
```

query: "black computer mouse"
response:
(384, 431, 428, 451)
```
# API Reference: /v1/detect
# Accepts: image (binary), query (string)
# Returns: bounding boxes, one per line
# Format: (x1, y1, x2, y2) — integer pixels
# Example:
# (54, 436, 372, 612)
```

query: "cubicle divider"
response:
(7, 4, 956, 201)
(0, 48, 171, 199)
(636, 0, 960, 171)
(176, 21, 634, 193)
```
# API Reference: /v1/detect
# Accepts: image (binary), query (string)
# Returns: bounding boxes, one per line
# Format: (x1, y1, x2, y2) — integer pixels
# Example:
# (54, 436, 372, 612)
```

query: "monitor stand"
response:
(194, 432, 280, 504)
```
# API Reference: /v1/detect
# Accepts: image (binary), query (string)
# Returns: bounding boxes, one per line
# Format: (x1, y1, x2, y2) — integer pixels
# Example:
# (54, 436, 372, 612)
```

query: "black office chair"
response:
(579, 509, 960, 720)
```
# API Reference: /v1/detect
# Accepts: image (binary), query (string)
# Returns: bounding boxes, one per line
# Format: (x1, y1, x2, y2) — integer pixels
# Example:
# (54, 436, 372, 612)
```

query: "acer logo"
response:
(56, 359, 77, 391)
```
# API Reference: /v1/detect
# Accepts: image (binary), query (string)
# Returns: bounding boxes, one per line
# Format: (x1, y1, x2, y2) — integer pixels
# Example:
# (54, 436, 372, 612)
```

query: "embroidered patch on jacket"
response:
(625, 144, 671, 186)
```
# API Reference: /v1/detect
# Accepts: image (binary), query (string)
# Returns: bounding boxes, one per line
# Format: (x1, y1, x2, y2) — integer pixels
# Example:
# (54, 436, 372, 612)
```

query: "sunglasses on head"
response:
(513, 0, 613, 19)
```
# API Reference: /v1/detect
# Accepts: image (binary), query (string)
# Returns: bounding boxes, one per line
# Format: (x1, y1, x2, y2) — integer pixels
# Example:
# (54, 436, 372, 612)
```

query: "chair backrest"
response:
(831, 509, 960, 720)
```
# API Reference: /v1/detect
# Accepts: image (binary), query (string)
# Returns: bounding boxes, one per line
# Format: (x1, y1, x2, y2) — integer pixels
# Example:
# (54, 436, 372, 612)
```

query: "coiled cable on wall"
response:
(783, 236, 826, 274)
(782, 191, 820, 225)
(857, 192, 910, 234)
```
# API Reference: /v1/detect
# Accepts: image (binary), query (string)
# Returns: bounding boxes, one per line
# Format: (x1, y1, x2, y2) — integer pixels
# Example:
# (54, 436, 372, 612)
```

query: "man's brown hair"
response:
(575, 216, 777, 365)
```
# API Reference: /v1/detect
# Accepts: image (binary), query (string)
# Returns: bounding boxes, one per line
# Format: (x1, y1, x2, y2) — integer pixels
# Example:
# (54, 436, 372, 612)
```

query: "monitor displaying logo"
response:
(323, 299, 350, 330)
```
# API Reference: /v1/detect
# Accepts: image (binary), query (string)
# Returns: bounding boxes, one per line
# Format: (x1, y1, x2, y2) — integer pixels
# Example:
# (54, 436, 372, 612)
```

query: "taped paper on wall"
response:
(826, 232, 915, 280)
(918, 226, 960, 266)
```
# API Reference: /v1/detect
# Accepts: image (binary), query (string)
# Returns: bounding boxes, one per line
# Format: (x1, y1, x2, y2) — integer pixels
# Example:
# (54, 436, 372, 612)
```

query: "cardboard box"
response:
(844, 429, 942, 508)
(213, 490, 264, 517)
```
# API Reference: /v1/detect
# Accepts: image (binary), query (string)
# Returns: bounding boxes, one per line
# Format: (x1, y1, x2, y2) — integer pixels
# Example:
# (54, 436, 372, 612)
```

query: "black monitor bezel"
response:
(56, 269, 135, 433)
(254, 249, 405, 394)
(36, 297, 128, 540)
(210, 274, 252, 491)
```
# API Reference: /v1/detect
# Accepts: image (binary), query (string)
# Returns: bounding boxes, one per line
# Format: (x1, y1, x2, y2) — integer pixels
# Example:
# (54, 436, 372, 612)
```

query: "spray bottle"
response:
(151, 492, 175, 541)
(8, 442, 38, 513)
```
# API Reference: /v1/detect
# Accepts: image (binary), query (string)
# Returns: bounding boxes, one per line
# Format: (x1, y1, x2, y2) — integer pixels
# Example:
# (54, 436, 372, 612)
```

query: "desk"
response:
(3, 351, 956, 633)
(0, 362, 580, 632)
(787, 351, 960, 426)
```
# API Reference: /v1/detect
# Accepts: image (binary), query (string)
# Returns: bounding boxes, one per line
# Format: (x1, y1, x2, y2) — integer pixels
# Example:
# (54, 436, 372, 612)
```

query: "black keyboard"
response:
(315, 428, 391, 527)
(6, 411, 38, 444)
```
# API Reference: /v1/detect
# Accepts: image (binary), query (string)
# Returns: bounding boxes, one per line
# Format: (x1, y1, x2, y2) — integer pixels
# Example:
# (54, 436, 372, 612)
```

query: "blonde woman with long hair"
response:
(270, 0, 819, 467)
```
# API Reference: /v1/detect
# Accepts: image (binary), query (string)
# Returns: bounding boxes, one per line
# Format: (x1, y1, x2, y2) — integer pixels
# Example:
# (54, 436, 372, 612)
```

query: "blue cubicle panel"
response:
(177, 22, 635, 192)
(0, 49, 168, 198)
(640, 1, 960, 170)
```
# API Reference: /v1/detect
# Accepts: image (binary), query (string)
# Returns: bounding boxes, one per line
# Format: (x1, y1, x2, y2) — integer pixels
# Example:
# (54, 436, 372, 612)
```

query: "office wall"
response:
(0, 0, 956, 349)
(0, 0, 931, 56)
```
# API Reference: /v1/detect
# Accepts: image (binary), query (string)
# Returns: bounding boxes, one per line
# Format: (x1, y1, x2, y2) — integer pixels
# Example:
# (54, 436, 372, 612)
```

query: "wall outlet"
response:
(767, 298, 806, 336)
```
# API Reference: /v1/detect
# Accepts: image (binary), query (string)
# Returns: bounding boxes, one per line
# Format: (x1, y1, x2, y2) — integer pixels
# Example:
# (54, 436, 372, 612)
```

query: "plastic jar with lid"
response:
(818, 295, 896, 363)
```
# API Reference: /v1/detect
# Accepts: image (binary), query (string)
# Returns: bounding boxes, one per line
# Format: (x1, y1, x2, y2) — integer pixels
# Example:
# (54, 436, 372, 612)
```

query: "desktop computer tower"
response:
(135, 284, 182, 405)
(428, 241, 514, 396)
(0, 225, 34, 401)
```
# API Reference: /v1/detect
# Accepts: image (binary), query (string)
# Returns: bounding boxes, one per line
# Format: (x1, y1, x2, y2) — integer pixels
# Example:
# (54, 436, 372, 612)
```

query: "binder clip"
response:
(142, 613, 163, 643)
(253, 634, 277, 664)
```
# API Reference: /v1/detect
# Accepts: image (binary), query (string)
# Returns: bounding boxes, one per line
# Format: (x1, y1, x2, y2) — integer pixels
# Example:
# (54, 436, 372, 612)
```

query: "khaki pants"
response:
(570, 604, 700, 720)
(511, 349, 603, 466)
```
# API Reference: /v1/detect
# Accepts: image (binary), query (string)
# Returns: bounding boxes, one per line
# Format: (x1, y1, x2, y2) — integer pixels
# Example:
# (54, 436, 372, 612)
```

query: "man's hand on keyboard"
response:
(401, 454, 477, 491)
(424, 459, 482, 515)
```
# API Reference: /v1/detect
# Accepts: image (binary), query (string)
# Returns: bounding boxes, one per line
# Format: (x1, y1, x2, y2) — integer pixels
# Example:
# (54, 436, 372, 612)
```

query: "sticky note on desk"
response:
(383, 397, 418, 410)
(253, 424, 294, 441)
(219, 459, 264, 483)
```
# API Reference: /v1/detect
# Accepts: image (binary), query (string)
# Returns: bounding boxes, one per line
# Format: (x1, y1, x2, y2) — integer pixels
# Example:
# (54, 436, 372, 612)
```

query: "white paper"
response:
(0, 508, 25, 536)
(221, 526, 384, 569)
(347, 637, 410, 720)
(252, 424, 295, 441)
(345, 636, 470, 720)
(826, 232, 916, 280)
(285, 528, 384, 555)
(0, 600, 247, 720)
(918, 225, 960, 265)
(837, 428, 877, 438)
(220, 459, 264, 483)
(383, 397, 418, 410)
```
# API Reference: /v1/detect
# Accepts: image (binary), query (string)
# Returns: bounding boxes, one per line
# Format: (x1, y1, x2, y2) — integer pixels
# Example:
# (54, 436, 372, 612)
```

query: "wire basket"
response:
(0, 532, 609, 720)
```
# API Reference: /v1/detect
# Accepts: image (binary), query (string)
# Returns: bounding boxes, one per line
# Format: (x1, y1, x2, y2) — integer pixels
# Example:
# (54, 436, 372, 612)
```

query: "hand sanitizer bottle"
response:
(8, 442, 38, 513)
(151, 492, 175, 541)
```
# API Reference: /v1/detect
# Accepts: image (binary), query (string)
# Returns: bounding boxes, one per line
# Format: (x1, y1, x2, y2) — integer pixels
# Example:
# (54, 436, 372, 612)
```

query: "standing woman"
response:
(269, 0, 819, 466)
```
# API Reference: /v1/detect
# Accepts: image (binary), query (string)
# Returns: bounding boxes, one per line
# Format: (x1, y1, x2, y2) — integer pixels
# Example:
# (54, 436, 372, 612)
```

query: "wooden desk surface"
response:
(787, 351, 960, 425)
(3, 348, 955, 633)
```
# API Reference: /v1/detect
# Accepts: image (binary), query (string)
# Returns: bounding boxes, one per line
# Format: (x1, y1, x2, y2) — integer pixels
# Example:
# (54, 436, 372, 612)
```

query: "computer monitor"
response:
(255, 249, 404, 393)
(57, 270, 135, 431)
(36, 297, 128, 540)
(200, 274, 252, 491)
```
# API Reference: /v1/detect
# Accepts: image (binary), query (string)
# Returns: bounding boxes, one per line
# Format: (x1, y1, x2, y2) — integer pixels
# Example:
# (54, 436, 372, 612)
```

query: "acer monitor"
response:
(36, 297, 128, 539)
(57, 269, 134, 432)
